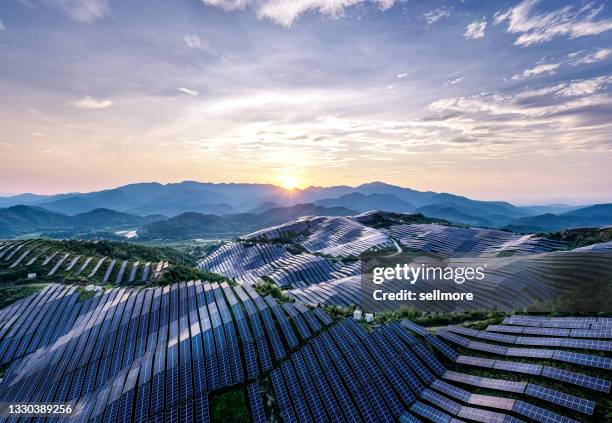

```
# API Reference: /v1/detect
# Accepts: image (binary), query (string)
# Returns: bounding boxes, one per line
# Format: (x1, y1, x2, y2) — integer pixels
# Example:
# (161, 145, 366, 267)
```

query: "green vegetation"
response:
(0, 239, 235, 309)
(323, 304, 357, 320)
(0, 283, 46, 309)
(528, 276, 612, 313)
(373, 306, 508, 327)
(209, 387, 250, 423)
(254, 280, 293, 303)
(156, 264, 234, 286)
(76, 287, 97, 302)
(53, 239, 193, 265)
(547, 227, 612, 249)
(322, 304, 508, 328)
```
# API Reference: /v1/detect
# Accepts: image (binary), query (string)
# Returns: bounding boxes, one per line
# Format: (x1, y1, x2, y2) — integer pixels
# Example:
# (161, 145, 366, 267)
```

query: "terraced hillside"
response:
(0, 239, 170, 285)
(199, 211, 611, 311)
(0, 284, 609, 422)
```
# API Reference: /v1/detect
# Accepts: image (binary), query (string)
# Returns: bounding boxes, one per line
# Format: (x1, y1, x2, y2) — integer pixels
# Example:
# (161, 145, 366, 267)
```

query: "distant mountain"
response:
(504, 204, 612, 233)
(353, 182, 437, 207)
(139, 203, 356, 240)
(246, 202, 281, 214)
(412, 205, 493, 227)
(521, 204, 581, 215)
(0, 206, 167, 237)
(0, 205, 74, 237)
(315, 192, 415, 213)
(72, 208, 166, 230)
(0, 180, 606, 228)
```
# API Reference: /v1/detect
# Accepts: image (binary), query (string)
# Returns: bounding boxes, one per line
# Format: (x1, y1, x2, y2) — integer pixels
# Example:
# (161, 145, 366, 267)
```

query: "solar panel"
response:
(437, 330, 471, 347)
(247, 383, 266, 423)
(559, 338, 612, 351)
(553, 350, 612, 369)
(468, 340, 508, 355)
(456, 355, 495, 368)
(413, 338, 447, 375)
(425, 334, 459, 361)
(430, 379, 471, 403)
(291, 352, 328, 421)
(300, 345, 348, 422)
(399, 412, 422, 423)
(271, 368, 298, 423)
(443, 370, 526, 394)
(492, 360, 542, 375)
(506, 348, 553, 359)
(468, 394, 515, 411)
(281, 361, 313, 422)
(541, 365, 610, 393)
(513, 400, 579, 423)
(524, 384, 594, 415)
(410, 400, 453, 423)
(420, 388, 462, 415)
(486, 325, 524, 334)
(402, 349, 435, 385)
(457, 406, 507, 423)
(401, 320, 429, 336)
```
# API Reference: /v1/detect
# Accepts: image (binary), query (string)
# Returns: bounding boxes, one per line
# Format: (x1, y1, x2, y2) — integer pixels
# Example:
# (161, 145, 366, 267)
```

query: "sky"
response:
(0, 0, 611, 204)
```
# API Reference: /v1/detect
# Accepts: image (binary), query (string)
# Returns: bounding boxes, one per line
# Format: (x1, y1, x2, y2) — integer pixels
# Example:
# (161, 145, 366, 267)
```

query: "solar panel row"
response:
(0, 280, 334, 422)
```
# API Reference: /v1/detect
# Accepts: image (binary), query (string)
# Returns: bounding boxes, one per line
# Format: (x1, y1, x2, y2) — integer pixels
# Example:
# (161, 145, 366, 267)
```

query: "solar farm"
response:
(198, 212, 612, 312)
(0, 239, 169, 284)
(0, 211, 610, 422)
(0, 283, 609, 422)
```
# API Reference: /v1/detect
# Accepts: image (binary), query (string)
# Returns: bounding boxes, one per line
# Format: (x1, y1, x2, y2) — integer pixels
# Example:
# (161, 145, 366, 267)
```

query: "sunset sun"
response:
(279, 175, 299, 190)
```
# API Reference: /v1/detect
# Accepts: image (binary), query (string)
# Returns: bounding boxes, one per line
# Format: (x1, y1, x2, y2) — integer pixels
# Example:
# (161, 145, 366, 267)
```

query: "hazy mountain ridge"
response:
(0, 181, 610, 234)
(504, 204, 612, 233)
(138, 203, 357, 240)
(0, 206, 166, 237)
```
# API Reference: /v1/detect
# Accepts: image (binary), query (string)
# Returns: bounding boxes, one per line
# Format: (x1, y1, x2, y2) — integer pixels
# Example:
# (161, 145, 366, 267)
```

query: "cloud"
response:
(72, 95, 113, 109)
(183, 35, 201, 49)
(494, 0, 612, 46)
(44, 0, 110, 23)
(557, 76, 611, 97)
(396, 72, 409, 79)
(512, 62, 559, 80)
(423, 7, 450, 25)
(0, 19, 5, 31)
(444, 77, 464, 86)
(463, 18, 487, 39)
(568, 48, 612, 65)
(178, 87, 199, 97)
(200, 0, 396, 27)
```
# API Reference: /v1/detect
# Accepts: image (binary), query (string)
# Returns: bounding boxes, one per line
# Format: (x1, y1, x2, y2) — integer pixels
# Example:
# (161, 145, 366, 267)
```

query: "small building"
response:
(365, 313, 374, 323)
(353, 309, 363, 320)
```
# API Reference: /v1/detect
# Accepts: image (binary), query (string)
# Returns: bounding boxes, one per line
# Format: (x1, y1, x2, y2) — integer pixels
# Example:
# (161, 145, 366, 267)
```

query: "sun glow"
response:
(279, 175, 299, 190)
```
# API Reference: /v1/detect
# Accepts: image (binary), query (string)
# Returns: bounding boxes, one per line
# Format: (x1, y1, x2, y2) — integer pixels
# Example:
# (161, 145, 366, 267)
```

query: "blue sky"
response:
(0, 0, 611, 203)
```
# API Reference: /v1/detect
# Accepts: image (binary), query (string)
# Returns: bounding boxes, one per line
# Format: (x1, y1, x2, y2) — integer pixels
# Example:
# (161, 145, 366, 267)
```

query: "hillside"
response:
(0, 205, 166, 237)
(0, 205, 73, 237)
(138, 203, 356, 240)
(314, 192, 415, 213)
(504, 203, 612, 232)
(547, 227, 612, 249)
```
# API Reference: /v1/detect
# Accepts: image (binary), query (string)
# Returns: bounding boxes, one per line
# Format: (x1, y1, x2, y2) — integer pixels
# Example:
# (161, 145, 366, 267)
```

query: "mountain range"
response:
(0, 181, 610, 237)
